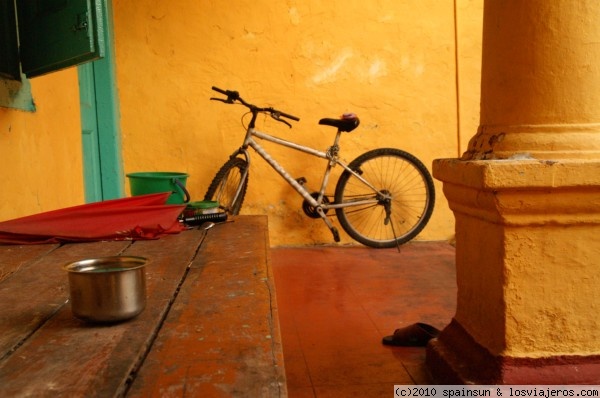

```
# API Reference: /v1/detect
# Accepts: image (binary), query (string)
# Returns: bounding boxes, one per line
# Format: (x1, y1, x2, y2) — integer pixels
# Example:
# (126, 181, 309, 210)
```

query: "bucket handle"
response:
(172, 178, 191, 203)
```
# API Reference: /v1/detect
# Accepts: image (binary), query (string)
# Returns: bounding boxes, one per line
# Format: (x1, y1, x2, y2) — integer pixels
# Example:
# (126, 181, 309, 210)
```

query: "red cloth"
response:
(0, 193, 186, 245)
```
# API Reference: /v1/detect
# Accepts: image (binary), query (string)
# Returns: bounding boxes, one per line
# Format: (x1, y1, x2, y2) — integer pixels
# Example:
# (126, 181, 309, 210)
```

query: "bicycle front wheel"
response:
(204, 157, 248, 215)
(334, 148, 435, 248)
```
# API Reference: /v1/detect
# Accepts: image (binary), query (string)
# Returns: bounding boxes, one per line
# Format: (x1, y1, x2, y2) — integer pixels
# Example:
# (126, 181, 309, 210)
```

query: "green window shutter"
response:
(0, 0, 20, 80)
(17, 0, 105, 78)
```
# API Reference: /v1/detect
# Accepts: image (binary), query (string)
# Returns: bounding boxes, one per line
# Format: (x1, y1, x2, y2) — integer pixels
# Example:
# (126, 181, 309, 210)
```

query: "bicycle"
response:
(204, 86, 435, 249)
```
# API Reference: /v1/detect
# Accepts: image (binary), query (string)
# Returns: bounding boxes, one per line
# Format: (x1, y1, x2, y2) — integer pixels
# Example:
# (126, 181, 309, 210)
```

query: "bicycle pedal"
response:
(331, 227, 340, 242)
(295, 177, 307, 185)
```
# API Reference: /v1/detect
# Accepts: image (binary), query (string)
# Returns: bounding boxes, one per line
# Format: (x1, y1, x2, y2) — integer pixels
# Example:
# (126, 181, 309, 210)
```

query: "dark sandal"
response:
(382, 322, 440, 347)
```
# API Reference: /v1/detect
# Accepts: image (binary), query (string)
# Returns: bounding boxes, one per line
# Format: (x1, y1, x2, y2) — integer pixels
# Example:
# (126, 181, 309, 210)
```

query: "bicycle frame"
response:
(228, 124, 388, 214)
(207, 87, 435, 248)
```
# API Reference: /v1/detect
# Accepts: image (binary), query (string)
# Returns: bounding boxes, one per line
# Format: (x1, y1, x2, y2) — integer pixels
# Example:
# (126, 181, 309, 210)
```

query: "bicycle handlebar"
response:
(211, 86, 239, 101)
(211, 86, 300, 123)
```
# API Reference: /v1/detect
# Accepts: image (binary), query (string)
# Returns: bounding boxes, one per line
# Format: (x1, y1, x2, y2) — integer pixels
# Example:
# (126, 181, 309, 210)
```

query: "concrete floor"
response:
(272, 242, 457, 397)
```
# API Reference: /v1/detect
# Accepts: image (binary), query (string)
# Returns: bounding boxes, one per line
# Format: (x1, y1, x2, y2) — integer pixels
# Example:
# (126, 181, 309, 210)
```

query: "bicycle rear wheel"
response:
(334, 148, 435, 248)
(204, 157, 248, 215)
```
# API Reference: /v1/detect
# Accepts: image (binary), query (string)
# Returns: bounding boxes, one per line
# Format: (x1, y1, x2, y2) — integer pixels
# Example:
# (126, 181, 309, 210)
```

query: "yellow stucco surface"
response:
(0, 1, 483, 247)
(113, 0, 482, 246)
(0, 69, 84, 218)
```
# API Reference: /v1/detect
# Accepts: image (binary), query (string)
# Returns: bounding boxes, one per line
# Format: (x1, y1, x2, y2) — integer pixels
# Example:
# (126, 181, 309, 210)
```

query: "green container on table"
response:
(126, 172, 190, 204)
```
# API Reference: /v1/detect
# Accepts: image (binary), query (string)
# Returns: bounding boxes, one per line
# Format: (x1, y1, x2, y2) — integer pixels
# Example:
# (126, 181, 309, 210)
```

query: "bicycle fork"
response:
(226, 149, 251, 211)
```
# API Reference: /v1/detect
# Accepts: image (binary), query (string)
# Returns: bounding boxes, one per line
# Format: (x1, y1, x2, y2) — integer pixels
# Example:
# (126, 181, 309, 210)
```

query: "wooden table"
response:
(0, 216, 286, 397)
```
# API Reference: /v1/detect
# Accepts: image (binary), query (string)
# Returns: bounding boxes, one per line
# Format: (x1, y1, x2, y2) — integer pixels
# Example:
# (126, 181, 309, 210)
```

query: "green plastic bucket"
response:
(126, 172, 191, 204)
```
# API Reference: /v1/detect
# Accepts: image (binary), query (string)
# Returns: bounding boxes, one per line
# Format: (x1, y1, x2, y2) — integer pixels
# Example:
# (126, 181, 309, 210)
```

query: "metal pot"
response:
(63, 256, 147, 323)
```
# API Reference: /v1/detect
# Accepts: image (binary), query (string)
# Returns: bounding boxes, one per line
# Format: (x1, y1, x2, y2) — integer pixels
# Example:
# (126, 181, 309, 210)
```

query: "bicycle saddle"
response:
(319, 113, 360, 132)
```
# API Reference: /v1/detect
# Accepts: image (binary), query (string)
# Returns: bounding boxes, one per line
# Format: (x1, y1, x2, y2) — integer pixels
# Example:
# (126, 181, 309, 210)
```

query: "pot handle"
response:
(172, 178, 191, 203)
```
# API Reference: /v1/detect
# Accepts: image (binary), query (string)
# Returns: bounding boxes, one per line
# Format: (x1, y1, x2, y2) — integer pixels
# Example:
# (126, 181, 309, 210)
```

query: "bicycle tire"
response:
(334, 148, 435, 248)
(204, 157, 249, 215)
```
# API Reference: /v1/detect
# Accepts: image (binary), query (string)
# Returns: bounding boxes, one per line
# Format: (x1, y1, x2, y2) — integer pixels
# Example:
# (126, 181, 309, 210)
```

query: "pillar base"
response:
(426, 319, 600, 384)
(429, 158, 600, 385)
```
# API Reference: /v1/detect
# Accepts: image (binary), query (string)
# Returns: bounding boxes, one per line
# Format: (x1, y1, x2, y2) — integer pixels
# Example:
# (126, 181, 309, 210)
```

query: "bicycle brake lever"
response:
(210, 97, 234, 104)
(271, 113, 292, 128)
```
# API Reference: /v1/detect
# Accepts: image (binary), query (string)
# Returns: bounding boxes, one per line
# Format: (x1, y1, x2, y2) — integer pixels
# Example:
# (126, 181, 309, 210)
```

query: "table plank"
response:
(0, 244, 59, 283)
(127, 216, 287, 397)
(0, 228, 207, 397)
(0, 240, 131, 359)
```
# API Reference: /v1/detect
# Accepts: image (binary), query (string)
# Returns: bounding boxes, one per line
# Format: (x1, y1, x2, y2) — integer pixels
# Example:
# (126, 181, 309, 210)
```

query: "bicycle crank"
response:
(302, 192, 330, 219)
(316, 207, 340, 242)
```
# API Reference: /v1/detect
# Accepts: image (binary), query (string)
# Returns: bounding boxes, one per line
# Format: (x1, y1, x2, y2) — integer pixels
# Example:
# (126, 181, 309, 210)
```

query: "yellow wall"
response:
(0, 1, 482, 247)
(0, 69, 84, 219)
(114, 0, 483, 246)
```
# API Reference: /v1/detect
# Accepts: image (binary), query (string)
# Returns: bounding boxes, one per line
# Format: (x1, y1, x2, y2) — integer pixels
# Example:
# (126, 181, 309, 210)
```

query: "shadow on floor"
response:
(272, 242, 456, 397)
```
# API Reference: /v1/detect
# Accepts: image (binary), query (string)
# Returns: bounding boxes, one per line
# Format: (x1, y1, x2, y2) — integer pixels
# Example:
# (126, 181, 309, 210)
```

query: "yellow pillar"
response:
(427, 0, 600, 383)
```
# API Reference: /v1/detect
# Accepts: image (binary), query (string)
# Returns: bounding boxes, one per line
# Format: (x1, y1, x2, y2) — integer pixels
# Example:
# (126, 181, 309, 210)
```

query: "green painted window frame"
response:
(17, 0, 105, 78)
(0, 0, 34, 111)
(78, 0, 124, 202)
(0, 0, 19, 80)
(0, 0, 105, 111)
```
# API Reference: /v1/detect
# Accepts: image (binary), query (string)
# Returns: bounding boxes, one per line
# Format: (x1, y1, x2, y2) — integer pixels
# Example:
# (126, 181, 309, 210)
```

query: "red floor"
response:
(272, 242, 457, 397)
